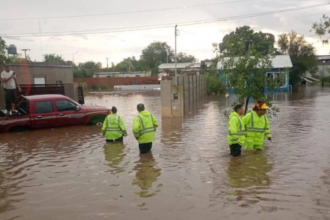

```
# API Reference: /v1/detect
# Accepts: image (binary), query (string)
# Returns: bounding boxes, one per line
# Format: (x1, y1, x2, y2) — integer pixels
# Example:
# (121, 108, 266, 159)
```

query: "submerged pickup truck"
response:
(0, 94, 111, 133)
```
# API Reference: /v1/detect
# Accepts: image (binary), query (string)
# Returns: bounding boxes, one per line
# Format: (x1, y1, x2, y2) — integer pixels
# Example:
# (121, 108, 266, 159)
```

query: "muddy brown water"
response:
(1, 87, 330, 220)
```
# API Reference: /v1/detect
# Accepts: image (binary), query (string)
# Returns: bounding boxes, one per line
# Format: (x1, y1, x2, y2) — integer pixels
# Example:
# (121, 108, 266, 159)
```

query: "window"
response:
(266, 72, 286, 88)
(34, 77, 46, 84)
(36, 101, 54, 114)
(55, 99, 77, 112)
(17, 98, 29, 114)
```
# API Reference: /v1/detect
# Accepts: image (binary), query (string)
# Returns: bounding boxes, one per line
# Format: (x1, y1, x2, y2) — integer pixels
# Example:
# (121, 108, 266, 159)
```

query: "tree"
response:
(140, 42, 174, 75)
(8, 54, 31, 63)
(74, 69, 92, 78)
(277, 31, 318, 86)
(43, 53, 70, 64)
(311, 14, 330, 44)
(115, 60, 135, 72)
(0, 37, 7, 64)
(219, 44, 284, 114)
(219, 26, 278, 56)
(78, 61, 101, 72)
(176, 52, 197, 63)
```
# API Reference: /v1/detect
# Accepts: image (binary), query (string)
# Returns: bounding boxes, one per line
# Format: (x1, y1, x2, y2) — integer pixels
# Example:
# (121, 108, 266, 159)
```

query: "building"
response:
(0, 62, 79, 110)
(1, 62, 74, 85)
(217, 55, 293, 93)
(158, 62, 213, 77)
(306, 55, 330, 78)
(93, 71, 151, 78)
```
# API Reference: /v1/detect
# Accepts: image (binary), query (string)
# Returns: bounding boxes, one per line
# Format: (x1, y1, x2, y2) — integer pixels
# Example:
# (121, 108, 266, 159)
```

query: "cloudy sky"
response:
(0, 0, 329, 67)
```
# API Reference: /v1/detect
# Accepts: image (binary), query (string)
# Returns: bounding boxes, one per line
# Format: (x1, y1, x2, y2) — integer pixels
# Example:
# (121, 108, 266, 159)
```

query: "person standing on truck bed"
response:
(102, 106, 127, 142)
(133, 103, 158, 154)
(1, 65, 21, 115)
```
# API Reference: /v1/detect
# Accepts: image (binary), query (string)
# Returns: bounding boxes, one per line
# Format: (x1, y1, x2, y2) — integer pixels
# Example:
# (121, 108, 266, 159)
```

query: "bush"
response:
(91, 85, 98, 91)
(78, 82, 88, 94)
(205, 72, 226, 95)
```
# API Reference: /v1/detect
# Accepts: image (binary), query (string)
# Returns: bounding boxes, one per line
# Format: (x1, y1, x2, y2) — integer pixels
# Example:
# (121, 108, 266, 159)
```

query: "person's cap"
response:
(256, 101, 269, 109)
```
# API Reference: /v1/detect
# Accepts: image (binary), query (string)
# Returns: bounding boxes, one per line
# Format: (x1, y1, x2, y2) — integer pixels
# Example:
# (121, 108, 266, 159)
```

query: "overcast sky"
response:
(0, 0, 329, 67)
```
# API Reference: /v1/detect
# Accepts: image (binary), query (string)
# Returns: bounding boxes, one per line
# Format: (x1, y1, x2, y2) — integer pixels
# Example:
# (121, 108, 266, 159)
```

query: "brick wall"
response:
(74, 77, 160, 90)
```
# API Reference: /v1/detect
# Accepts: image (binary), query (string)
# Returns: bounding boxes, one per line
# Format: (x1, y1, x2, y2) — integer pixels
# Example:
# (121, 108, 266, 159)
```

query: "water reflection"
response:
(104, 142, 128, 175)
(226, 151, 273, 206)
(132, 153, 162, 198)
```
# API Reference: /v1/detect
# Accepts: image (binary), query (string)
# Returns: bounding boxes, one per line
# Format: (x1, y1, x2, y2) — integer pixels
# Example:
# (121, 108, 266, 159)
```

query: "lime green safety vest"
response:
(227, 112, 245, 146)
(133, 111, 158, 144)
(102, 114, 126, 141)
(243, 111, 271, 146)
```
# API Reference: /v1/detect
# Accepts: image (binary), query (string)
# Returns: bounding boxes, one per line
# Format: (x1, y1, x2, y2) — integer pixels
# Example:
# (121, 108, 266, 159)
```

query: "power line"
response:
(0, 0, 253, 21)
(1, 3, 329, 38)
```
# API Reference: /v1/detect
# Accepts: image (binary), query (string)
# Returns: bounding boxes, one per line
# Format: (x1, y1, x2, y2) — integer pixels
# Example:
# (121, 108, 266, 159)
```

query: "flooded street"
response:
(1, 87, 330, 220)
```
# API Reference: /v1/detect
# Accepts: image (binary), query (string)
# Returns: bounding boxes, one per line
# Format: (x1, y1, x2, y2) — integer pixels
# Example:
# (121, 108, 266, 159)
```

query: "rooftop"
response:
(158, 62, 213, 69)
(217, 55, 293, 69)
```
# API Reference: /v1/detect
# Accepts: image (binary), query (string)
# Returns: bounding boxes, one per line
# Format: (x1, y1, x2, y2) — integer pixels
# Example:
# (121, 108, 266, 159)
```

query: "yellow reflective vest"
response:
(242, 111, 271, 147)
(133, 110, 158, 144)
(102, 114, 126, 140)
(227, 112, 245, 146)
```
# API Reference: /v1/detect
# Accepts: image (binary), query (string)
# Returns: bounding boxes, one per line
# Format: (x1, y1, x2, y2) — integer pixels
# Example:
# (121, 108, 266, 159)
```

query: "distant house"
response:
(306, 55, 330, 78)
(158, 62, 213, 77)
(93, 71, 151, 78)
(217, 55, 293, 93)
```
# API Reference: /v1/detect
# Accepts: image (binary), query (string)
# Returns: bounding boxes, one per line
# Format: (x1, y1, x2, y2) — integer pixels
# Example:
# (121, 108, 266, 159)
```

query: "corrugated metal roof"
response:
(159, 63, 192, 69)
(217, 55, 293, 69)
(317, 55, 330, 60)
(159, 61, 213, 69)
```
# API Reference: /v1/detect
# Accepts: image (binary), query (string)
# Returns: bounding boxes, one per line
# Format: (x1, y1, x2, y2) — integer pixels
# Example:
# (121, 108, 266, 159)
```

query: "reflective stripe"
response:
(251, 112, 254, 128)
(136, 114, 156, 136)
(231, 138, 239, 141)
(105, 115, 122, 133)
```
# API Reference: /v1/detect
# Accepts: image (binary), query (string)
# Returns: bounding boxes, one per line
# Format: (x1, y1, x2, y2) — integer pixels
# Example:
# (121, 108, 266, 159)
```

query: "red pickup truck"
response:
(0, 94, 111, 133)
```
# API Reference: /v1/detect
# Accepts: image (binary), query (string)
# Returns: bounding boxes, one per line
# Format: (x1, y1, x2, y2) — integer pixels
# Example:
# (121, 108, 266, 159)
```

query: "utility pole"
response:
(72, 52, 78, 66)
(175, 25, 178, 85)
(106, 58, 109, 69)
(21, 49, 30, 59)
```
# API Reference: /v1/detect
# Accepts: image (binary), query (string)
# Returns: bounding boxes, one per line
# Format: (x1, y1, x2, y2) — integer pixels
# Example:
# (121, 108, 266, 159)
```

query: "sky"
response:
(0, 0, 329, 67)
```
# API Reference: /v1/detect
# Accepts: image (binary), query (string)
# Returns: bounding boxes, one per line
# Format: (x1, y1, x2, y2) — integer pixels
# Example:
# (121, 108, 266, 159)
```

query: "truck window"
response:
(16, 98, 29, 115)
(55, 99, 77, 112)
(35, 101, 54, 114)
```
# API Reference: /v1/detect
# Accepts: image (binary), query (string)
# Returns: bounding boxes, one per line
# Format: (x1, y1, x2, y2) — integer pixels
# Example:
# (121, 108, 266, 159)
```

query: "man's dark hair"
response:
(233, 104, 243, 112)
(5, 65, 9, 68)
(111, 106, 117, 114)
(137, 103, 145, 112)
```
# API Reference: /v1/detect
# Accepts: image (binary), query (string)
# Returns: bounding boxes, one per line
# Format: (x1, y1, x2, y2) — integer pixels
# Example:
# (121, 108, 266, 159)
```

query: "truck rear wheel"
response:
(88, 116, 106, 126)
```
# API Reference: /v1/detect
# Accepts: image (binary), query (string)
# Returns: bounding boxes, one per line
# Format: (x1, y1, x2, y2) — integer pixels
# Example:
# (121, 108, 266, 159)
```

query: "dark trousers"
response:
(229, 144, 242, 157)
(106, 136, 123, 143)
(139, 142, 153, 154)
(4, 89, 16, 111)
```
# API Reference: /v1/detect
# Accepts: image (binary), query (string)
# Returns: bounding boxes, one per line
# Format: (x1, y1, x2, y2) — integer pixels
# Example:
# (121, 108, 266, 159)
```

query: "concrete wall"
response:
(161, 75, 206, 117)
(1, 63, 73, 85)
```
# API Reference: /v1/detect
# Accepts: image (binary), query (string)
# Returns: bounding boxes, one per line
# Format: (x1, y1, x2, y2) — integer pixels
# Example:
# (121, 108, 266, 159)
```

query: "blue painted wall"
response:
(218, 68, 289, 94)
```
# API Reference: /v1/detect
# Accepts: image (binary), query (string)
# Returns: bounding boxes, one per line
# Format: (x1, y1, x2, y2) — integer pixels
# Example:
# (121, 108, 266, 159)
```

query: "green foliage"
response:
(140, 41, 173, 75)
(7, 54, 31, 63)
(78, 61, 101, 72)
(115, 60, 135, 72)
(176, 52, 197, 63)
(43, 53, 70, 64)
(218, 26, 278, 56)
(311, 14, 330, 44)
(74, 69, 92, 78)
(0, 37, 7, 64)
(78, 82, 89, 94)
(90, 85, 107, 91)
(277, 31, 318, 86)
(205, 70, 226, 94)
(219, 43, 285, 114)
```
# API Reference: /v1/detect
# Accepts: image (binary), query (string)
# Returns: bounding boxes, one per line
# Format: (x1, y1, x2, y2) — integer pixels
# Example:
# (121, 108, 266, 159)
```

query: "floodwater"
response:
(1, 87, 330, 220)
